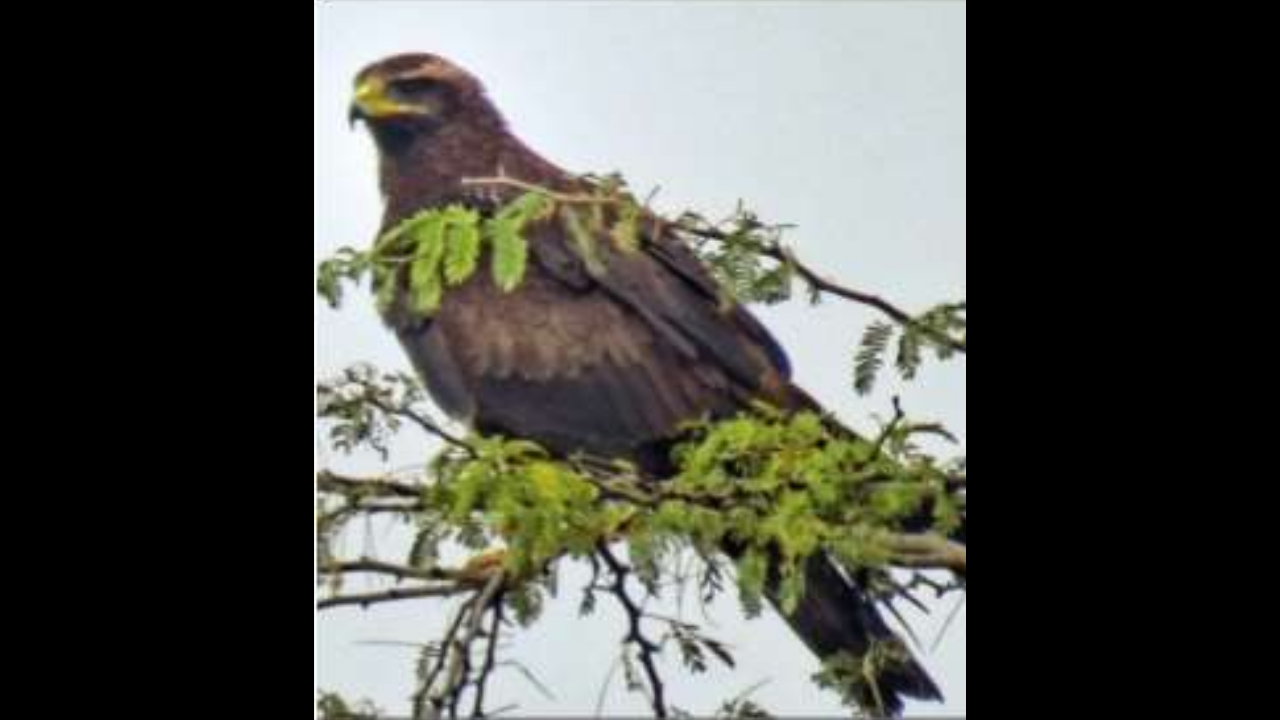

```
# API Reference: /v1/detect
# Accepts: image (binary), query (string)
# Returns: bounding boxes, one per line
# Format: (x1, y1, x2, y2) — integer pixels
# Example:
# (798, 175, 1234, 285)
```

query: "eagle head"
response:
(349, 53, 500, 146)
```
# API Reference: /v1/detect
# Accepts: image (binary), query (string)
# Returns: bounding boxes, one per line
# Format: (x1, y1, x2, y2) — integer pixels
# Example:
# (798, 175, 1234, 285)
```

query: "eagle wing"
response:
(390, 211, 797, 467)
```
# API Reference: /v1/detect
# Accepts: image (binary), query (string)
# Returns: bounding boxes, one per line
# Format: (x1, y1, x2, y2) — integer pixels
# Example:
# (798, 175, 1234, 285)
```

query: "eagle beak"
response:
(349, 78, 385, 128)
(348, 103, 367, 129)
(349, 76, 427, 127)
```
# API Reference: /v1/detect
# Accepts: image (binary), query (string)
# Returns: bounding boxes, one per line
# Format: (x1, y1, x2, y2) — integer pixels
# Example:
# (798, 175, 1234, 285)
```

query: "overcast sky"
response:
(315, 1, 966, 716)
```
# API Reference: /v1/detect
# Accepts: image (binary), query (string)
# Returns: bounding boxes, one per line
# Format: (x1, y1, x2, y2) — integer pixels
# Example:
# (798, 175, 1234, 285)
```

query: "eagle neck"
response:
(380, 118, 568, 230)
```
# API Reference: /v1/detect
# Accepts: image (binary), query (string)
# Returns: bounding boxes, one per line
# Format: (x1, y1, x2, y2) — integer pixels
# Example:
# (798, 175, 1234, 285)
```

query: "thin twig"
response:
(318, 584, 471, 611)
(471, 590, 506, 718)
(776, 247, 967, 354)
(366, 395, 473, 453)
(418, 596, 478, 718)
(319, 558, 468, 584)
(317, 470, 424, 500)
(931, 594, 967, 653)
(672, 220, 967, 355)
(432, 573, 506, 718)
(461, 176, 614, 206)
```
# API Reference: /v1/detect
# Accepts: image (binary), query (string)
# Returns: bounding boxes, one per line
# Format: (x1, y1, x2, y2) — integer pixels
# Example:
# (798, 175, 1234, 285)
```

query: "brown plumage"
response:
(351, 53, 941, 714)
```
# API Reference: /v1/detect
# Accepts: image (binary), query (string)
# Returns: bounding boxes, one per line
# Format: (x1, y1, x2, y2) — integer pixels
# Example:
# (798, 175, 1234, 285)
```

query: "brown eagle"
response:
(350, 53, 943, 714)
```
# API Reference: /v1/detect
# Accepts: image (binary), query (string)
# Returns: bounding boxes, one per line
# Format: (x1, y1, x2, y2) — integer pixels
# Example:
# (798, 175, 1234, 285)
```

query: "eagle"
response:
(349, 53, 943, 714)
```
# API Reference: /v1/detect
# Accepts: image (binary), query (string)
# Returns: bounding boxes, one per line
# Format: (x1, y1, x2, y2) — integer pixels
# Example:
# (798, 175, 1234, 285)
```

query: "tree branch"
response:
(471, 589, 506, 718)
(459, 174, 966, 355)
(366, 394, 474, 453)
(427, 573, 507, 720)
(317, 470, 425, 500)
(320, 558, 470, 584)
(678, 223, 968, 355)
(318, 584, 471, 611)
(598, 544, 668, 719)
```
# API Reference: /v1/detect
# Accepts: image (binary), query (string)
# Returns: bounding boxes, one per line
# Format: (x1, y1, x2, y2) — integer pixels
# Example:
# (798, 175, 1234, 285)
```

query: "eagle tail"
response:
(775, 553, 943, 717)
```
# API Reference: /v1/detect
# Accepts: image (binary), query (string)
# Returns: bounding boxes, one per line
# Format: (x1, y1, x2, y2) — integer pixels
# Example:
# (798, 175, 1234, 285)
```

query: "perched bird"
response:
(350, 53, 943, 715)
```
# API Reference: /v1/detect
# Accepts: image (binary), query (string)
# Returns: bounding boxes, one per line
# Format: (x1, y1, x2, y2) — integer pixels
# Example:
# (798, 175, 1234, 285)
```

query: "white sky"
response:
(315, 1, 966, 716)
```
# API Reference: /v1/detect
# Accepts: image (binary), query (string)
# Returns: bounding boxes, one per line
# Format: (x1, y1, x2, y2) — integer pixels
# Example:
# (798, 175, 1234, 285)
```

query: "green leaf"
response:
(444, 218, 482, 286)
(490, 220, 529, 293)
(775, 562, 808, 616)
(373, 263, 397, 314)
(736, 550, 768, 618)
(896, 329, 924, 382)
(561, 206, 608, 278)
(408, 215, 449, 315)
(316, 247, 371, 310)
(855, 322, 895, 396)
(610, 202, 642, 253)
(500, 192, 555, 227)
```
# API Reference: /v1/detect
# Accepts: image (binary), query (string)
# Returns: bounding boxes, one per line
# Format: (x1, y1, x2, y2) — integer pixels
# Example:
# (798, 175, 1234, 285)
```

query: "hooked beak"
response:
(348, 75, 428, 129)
(348, 103, 367, 129)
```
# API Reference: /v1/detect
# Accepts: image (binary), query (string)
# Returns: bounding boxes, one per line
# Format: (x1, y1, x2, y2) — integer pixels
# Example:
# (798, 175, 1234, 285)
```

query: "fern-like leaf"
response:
(855, 322, 896, 396)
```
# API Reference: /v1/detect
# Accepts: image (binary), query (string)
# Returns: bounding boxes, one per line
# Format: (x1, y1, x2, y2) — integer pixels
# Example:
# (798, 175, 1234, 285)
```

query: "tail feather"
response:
(772, 553, 943, 717)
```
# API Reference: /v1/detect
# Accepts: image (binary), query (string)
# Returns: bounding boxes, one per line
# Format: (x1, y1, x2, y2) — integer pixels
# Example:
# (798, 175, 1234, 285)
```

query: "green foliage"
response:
(680, 208, 798, 306)
(424, 436, 637, 585)
(662, 407, 960, 616)
(315, 177, 966, 717)
(318, 381, 963, 715)
(319, 175, 807, 326)
(854, 303, 968, 395)
(316, 196, 548, 318)
(315, 364, 425, 460)
(487, 192, 553, 292)
(855, 322, 895, 396)
(610, 199, 643, 252)
(670, 619, 736, 674)
(735, 550, 769, 618)
(561, 205, 609, 278)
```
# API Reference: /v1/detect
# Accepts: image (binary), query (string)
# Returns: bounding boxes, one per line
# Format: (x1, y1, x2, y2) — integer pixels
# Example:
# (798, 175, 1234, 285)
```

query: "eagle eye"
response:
(390, 77, 441, 97)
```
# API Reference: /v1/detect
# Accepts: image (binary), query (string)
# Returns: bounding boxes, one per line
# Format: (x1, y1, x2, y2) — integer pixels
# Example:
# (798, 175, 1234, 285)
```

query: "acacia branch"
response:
(317, 470, 425, 500)
(598, 544, 668, 719)
(460, 175, 966, 355)
(461, 176, 614, 206)
(318, 584, 471, 611)
(777, 247, 967, 354)
(471, 590, 506, 718)
(317, 557, 505, 613)
(427, 573, 507, 720)
(418, 595, 477, 718)
(679, 223, 967, 355)
(320, 558, 469, 584)
(366, 394, 474, 453)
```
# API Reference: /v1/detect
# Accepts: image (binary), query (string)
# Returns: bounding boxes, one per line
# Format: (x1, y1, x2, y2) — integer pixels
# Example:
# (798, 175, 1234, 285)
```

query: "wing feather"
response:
(398, 207, 795, 465)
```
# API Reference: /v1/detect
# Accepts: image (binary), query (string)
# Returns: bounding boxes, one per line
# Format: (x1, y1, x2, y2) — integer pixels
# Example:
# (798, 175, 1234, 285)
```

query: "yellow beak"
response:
(349, 76, 427, 125)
